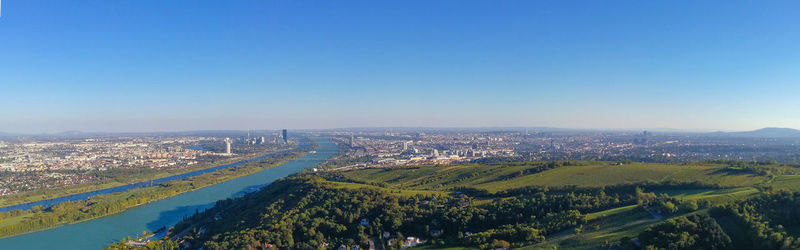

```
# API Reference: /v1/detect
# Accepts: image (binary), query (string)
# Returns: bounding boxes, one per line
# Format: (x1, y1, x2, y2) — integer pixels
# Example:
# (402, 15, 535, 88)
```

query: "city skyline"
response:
(0, 126, 798, 136)
(2, 1, 799, 133)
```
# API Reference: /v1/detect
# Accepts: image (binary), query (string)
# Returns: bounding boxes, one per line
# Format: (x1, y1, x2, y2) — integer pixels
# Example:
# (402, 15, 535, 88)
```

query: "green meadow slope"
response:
(329, 161, 800, 249)
(340, 161, 771, 192)
(119, 161, 800, 250)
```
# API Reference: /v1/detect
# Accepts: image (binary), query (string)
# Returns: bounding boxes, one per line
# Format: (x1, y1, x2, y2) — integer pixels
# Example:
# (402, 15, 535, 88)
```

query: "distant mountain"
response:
(0, 132, 20, 137)
(54, 130, 86, 136)
(716, 127, 800, 138)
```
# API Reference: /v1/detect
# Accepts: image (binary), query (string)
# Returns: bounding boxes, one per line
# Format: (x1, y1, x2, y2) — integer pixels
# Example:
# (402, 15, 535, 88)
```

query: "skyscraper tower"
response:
(224, 138, 232, 155)
(282, 129, 288, 144)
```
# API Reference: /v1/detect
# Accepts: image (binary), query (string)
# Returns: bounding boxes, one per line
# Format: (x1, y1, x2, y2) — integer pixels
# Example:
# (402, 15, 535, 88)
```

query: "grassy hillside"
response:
(339, 161, 768, 192)
(125, 160, 800, 250)
(766, 175, 800, 191)
(322, 161, 795, 249)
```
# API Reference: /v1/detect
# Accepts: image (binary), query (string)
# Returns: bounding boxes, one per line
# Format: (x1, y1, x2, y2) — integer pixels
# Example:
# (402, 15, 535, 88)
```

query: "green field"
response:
(0, 214, 34, 228)
(587, 204, 638, 220)
(766, 175, 800, 191)
(657, 187, 760, 203)
(339, 162, 767, 192)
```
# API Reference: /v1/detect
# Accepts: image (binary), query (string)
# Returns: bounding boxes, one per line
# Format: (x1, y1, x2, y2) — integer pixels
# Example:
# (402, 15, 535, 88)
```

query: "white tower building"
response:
(224, 138, 232, 155)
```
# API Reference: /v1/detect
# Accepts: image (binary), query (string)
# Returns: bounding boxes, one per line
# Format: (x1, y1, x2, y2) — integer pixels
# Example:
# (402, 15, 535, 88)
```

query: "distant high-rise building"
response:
(260, 136, 266, 144)
(224, 138, 232, 154)
(350, 134, 355, 147)
(636, 130, 650, 145)
(282, 129, 288, 144)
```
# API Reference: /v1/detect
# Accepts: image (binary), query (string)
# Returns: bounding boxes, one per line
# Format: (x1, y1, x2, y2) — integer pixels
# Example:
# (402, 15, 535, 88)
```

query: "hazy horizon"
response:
(2, 1, 799, 133)
(0, 125, 795, 135)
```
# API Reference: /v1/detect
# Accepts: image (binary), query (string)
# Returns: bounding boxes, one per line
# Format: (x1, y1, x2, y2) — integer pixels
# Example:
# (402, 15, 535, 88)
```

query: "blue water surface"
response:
(0, 137, 337, 249)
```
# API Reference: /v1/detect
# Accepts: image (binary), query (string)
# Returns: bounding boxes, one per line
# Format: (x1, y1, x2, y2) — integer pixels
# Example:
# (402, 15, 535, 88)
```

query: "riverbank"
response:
(0, 141, 316, 238)
(0, 153, 266, 208)
(0, 141, 300, 209)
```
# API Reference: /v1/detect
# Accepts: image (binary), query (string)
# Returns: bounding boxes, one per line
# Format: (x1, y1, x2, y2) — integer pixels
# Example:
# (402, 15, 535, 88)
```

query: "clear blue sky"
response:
(1, 0, 799, 133)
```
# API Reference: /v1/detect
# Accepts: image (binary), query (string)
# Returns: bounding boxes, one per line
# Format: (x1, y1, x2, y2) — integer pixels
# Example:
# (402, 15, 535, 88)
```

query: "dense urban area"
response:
(319, 127, 800, 170)
(0, 131, 291, 196)
(3, 128, 800, 250)
(3, 128, 800, 198)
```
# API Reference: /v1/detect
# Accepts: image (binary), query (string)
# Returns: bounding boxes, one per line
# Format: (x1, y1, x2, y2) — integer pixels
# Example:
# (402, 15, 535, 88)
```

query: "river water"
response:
(0, 137, 338, 249)
(0, 145, 294, 213)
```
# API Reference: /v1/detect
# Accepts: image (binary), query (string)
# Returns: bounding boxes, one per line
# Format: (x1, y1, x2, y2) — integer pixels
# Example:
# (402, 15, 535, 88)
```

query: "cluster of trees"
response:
(167, 173, 657, 250)
(636, 214, 731, 250)
(635, 187, 707, 218)
(467, 224, 544, 248)
(637, 189, 680, 215)
(713, 191, 800, 249)
(703, 159, 798, 177)
(105, 239, 179, 250)
(0, 146, 312, 238)
(632, 191, 800, 250)
(703, 159, 780, 166)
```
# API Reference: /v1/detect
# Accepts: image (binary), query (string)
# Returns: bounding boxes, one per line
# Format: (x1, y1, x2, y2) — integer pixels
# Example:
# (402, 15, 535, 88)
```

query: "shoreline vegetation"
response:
(0, 140, 317, 238)
(107, 159, 800, 249)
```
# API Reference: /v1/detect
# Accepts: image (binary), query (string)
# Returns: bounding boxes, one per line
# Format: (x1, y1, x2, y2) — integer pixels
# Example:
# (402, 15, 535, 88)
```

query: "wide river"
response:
(0, 137, 338, 249)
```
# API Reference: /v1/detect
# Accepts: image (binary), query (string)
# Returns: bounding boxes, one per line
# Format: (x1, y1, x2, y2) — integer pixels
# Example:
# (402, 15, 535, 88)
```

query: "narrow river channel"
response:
(0, 137, 338, 249)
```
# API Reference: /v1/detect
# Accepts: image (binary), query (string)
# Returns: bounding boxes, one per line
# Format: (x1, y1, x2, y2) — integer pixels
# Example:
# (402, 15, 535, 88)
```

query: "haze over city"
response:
(2, 0, 799, 133)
